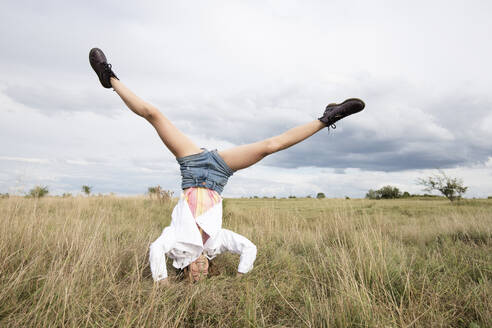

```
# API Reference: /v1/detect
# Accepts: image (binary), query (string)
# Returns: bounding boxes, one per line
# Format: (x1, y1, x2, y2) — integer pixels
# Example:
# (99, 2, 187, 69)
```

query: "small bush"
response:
(366, 186, 403, 199)
(82, 185, 92, 196)
(316, 192, 326, 199)
(148, 185, 174, 202)
(27, 186, 49, 198)
(365, 189, 379, 199)
(379, 185, 402, 199)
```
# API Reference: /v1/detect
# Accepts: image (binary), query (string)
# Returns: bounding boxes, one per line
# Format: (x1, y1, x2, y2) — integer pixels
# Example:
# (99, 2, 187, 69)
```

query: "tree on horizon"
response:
(82, 185, 92, 196)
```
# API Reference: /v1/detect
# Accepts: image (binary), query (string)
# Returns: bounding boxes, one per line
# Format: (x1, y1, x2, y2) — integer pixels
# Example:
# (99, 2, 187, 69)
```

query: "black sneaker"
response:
(89, 48, 118, 88)
(318, 98, 365, 129)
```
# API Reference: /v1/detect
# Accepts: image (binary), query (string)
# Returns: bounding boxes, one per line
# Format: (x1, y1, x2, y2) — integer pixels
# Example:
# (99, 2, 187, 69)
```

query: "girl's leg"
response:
(111, 78, 202, 158)
(218, 120, 325, 171)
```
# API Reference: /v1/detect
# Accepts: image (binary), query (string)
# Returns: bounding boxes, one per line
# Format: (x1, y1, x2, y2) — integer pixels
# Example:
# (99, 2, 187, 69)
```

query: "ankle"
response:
(315, 120, 326, 129)
(110, 77, 118, 88)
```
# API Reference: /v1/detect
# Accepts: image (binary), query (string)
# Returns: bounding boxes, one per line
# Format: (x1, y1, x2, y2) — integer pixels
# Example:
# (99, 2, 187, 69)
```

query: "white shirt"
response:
(149, 195, 257, 281)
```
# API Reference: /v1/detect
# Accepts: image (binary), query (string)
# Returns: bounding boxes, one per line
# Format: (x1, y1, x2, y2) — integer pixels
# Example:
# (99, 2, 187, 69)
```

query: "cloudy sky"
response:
(1, 0, 491, 198)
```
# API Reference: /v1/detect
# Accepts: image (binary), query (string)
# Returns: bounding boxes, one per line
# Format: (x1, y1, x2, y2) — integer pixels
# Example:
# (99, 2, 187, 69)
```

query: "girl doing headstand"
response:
(89, 48, 365, 285)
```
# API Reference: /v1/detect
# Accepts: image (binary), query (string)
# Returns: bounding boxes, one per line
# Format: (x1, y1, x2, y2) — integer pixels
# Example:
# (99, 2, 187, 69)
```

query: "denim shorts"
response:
(176, 149, 234, 194)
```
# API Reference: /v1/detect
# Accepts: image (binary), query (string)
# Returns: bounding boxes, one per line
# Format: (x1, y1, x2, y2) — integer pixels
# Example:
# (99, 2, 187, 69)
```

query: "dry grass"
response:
(0, 196, 490, 327)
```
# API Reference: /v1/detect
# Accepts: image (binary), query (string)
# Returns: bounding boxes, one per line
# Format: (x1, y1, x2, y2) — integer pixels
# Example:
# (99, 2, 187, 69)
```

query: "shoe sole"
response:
(326, 98, 365, 115)
(337, 98, 365, 110)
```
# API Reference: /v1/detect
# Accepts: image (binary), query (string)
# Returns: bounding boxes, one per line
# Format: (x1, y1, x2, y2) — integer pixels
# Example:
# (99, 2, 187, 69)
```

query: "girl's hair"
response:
(208, 259, 221, 276)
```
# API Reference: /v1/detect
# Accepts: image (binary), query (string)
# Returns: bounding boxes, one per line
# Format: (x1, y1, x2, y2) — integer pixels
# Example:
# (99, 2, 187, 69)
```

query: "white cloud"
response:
(65, 159, 97, 166)
(0, 156, 51, 164)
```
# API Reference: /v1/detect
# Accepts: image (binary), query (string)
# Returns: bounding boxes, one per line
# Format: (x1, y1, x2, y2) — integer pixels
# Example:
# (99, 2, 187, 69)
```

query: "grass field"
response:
(0, 196, 491, 327)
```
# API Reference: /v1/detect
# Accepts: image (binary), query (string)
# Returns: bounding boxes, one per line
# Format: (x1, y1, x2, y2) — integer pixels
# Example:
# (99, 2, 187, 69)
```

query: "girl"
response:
(89, 48, 365, 284)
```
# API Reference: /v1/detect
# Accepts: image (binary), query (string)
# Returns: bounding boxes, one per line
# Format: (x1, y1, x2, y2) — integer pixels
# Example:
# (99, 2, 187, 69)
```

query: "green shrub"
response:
(82, 185, 92, 196)
(27, 186, 49, 198)
(366, 186, 404, 199)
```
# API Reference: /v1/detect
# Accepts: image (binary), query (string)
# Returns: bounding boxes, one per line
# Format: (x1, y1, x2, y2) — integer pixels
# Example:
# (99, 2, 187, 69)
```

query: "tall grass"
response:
(0, 196, 490, 327)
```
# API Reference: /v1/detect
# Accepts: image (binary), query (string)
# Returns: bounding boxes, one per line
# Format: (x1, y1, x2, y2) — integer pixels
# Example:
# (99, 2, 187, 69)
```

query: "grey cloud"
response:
(149, 80, 492, 172)
(3, 85, 121, 115)
(260, 136, 466, 171)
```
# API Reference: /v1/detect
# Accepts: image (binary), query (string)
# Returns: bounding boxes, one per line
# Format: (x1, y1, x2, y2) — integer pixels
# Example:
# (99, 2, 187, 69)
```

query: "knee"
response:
(263, 138, 282, 156)
(142, 103, 159, 121)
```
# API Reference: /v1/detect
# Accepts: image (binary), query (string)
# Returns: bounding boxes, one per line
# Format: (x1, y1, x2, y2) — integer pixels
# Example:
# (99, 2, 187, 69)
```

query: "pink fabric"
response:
(184, 187, 221, 244)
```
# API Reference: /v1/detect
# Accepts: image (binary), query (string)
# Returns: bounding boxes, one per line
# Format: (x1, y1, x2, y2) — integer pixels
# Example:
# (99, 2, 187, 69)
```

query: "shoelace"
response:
(102, 62, 113, 72)
(326, 113, 343, 131)
(327, 123, 336, 132)
(101, 62, 117, 91)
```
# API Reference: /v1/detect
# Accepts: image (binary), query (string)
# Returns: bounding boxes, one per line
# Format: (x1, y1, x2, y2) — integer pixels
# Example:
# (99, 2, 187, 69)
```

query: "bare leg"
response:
(219, 120, 325, 171)
(111, 78, 201, 158)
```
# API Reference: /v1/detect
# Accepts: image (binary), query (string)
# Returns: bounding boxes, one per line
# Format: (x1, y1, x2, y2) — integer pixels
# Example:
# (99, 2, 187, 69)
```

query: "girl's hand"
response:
(156, 278, 170, 287)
